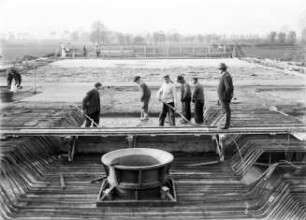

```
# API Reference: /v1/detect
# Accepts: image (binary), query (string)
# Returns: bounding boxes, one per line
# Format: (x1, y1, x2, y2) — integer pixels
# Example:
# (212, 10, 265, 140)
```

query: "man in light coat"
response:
(157, 75, 177, 126)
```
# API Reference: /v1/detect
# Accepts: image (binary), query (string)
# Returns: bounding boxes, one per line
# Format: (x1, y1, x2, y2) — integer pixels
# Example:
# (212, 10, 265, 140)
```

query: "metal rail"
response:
(1, 126, 306, 136)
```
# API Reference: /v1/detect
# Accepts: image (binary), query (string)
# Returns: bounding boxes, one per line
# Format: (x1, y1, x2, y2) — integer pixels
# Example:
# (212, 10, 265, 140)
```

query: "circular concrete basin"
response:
(102, 148, 174, 190)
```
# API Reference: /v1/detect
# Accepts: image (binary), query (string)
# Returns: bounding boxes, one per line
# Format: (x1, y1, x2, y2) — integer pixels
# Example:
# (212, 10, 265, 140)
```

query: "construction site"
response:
(1, 50, 306, 219)
(1, 0, 306, 219)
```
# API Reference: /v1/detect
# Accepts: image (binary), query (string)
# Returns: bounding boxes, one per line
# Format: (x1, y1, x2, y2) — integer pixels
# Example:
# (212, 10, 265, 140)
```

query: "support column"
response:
(126, 135, 135, 148)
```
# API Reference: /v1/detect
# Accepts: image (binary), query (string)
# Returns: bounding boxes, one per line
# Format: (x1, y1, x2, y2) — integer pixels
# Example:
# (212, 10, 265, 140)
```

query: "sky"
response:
(0, 0, 305, 37)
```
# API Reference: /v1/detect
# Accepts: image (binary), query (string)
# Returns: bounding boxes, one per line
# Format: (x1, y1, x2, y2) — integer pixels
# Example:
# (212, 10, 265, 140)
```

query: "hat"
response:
(163, 75, 170, 79)
(94, 82, 102, 88)
(192, 76, 198, 80)
(133, 76, 141, 82)
(218, 63, 227, 69)
(177, 75, 184, 82)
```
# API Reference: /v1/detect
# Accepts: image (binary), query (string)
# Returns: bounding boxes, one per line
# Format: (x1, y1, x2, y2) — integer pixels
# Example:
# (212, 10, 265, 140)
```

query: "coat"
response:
(82, 89, 101, 115)
(157, 82, 177, 105)
(218, 71, 234, 102)
(180, 82, 191, 102)
(192, 82, 204, 103)
(139, 82, 151, 102)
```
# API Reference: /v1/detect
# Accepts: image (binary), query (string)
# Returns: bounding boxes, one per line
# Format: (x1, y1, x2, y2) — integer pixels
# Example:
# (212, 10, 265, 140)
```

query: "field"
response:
(240, 44, 305, 62)
(1, 42, 59, 61)
(1, 58, 305, 125)
(1, 42, 305, 62)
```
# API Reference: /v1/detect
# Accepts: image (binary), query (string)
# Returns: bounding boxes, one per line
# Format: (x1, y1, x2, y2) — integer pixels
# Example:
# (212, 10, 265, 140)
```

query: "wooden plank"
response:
(1, 126, 306, 136)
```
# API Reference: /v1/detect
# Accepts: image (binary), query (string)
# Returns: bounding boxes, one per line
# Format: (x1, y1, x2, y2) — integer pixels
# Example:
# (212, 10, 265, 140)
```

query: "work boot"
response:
(219, 112, 231, 129)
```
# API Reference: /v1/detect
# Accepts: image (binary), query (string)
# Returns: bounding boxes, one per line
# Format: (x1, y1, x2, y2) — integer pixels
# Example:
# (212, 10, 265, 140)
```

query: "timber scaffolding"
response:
(1, 103, 306, 219)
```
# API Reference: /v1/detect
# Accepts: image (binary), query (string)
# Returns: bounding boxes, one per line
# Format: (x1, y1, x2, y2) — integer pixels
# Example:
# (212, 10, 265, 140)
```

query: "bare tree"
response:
(90, 21, 107, 45)
(153, 31, 166, 45)
(302, 28, 306, 44)
(287, 31, 297, 45)
(124, 34, 132, 44)
(133, 35, 145, 44)
(115, 32, 124, 45)
(268, 31, 277, 45)
(70, 31, 79, 42)
(277, 32, 286, 44)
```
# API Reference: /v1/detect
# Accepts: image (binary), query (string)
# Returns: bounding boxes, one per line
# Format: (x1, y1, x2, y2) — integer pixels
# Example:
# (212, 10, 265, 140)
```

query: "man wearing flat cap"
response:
(192, 77, 205, 124)
(157, 75, 177, 126)
(134, 76, 151, 121)
(217, 63, 234, 129)
(177, 75, 191, 123)
(82, 82, 102, 127)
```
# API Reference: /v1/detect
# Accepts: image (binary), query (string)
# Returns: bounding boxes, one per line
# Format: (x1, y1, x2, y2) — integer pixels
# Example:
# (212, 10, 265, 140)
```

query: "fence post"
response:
(120, 45, 123, 59)
(208, 45, 211, 56)
(223, 45, 226, 54)
(167, 47, 170, 58)
(102, 45, 104, 59)
(154, 45, 156, 57)
(144, 45, 147, 59)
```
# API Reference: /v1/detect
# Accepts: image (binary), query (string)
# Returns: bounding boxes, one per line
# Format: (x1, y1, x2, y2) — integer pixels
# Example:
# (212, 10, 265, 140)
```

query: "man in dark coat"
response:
(82, 82, 102, 127)
(177, 75, 191, 123)
(95, 44, 101, 58)
(217, 63, 234, 129)
(7, 65, 22, 90)
(192, 77, 205, 124)
(134, 76, 151, 120)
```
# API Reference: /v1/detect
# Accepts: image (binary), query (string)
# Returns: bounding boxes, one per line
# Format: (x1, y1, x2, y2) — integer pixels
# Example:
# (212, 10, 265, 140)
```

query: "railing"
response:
(67, 44, 234, 59)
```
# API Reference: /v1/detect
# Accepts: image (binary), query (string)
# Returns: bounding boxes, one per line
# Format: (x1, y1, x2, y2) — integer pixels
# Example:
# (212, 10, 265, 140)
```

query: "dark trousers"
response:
(141, 97, 150, 115)
(194, 101, 204, 123)
(220, 100, 231, 127)
(15, 74, 22, 86)
(85, 111, 100, 127)
(159, 102, 175, 126)
(182, 101, 191, 121)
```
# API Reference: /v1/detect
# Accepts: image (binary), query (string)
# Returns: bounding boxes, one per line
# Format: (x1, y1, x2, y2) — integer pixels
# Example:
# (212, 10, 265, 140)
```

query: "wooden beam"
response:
(1, 126, 306, 136)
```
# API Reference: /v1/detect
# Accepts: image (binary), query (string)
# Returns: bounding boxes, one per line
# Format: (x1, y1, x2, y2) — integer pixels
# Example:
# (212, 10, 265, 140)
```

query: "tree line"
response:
(69, 21, 302, 46)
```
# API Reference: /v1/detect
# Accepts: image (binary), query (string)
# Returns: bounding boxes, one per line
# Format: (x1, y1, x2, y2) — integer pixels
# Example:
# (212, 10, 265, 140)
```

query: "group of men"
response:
(82, 62, 234, 129)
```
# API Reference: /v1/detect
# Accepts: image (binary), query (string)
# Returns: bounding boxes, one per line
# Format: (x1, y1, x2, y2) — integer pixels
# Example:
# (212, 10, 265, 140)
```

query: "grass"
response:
(2, 42, 305, 62)
(240, 45, 305, 62)
(2, 42, 59, 61)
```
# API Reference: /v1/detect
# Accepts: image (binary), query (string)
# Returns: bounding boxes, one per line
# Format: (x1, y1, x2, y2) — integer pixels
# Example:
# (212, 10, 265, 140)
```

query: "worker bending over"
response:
(217, 63, 234, 129)
(177, 75, 191, 123)
(157, 75, 177, 126)
(7, 64, 22, 91)
(82, 82, 102, 127)
(134, 76, 151, 121)
(192, 77, 205, 124)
